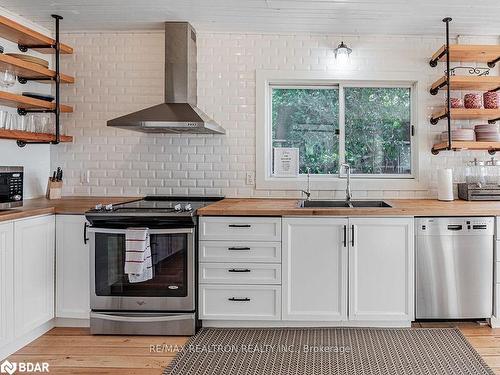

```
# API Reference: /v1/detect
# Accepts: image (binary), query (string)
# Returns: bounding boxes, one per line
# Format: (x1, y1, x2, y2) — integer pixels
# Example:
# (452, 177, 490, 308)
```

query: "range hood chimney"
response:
(107, 22, 225, 134)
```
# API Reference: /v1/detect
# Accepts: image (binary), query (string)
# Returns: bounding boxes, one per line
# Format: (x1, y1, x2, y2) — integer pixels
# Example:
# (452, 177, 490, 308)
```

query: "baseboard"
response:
(202, 320, 412, 328)
(0, 319, 55, 360)
(54, 317, 90, 328)
(489, 315, 499, 328)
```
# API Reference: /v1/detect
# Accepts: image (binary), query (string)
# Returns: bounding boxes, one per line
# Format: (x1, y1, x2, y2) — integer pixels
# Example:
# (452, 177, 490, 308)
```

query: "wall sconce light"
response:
(334, 41, 352, 65)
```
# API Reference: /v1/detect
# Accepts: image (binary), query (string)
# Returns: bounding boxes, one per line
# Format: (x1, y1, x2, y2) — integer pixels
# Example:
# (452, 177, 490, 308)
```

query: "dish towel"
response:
(124, 228, 153, 283)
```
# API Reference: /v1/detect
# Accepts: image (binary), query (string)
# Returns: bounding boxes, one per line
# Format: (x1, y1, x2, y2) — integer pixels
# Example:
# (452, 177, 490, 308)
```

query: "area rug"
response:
(163, 327, 494, 375)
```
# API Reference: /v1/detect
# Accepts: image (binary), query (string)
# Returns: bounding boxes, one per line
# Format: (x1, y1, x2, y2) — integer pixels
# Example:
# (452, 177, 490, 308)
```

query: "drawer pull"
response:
(228, 246, 251, 251)
(228, 268, 251, 273)
(228, 297, 251, 302)
(228, 224, 252, 228)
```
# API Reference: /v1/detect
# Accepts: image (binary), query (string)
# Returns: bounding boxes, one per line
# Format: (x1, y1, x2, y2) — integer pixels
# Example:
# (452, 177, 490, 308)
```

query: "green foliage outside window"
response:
(271, 85, 412, 176)
(345, 87, 411, 175)
(272, 88, 339, 174)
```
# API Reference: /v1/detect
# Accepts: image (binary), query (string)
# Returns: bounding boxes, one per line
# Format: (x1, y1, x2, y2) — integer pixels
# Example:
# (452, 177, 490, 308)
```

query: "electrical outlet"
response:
(246, 171, 255, 185)
(80, 170, 89, 184)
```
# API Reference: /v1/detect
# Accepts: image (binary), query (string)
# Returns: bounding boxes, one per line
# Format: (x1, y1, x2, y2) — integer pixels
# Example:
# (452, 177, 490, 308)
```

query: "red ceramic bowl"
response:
(484, 91, 499, 109)
(464, 93, 482, 109)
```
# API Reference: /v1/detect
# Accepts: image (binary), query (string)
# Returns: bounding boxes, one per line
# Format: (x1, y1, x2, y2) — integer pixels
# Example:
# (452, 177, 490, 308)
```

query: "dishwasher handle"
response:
(447, 225, 463, 231)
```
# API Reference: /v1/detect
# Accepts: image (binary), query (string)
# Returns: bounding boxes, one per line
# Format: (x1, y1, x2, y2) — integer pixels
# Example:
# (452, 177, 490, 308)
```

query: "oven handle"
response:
(86, 227, 194, 235)
(90, 312, 194, 322)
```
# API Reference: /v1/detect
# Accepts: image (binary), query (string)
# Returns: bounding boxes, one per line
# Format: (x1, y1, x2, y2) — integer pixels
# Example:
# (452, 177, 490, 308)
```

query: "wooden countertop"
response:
(197, 198, 500, 217)
(0, 196, 139, 222)
(4, 197, 500, 222)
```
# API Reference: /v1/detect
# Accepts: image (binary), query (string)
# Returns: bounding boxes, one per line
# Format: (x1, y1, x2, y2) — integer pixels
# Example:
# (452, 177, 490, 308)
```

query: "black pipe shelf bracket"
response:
(430, 112, 449, 125)
(17, 14, 62, 147)
(429, 48, 447, 67)
(443, 17, 453, 151)
(17, 76, 54, 84)
(430, 80, 447, 95)
(488, 56, 500, 68)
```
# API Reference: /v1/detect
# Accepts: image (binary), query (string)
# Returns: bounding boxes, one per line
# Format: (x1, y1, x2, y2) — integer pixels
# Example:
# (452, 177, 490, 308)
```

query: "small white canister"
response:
(437, 168, 454, 201)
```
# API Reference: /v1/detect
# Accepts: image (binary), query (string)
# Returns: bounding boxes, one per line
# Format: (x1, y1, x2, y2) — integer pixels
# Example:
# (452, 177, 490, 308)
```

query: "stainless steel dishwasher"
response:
(416, 217, 494, 319)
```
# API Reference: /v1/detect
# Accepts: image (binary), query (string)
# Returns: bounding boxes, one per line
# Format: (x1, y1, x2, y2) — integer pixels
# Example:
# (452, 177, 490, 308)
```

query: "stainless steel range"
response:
(84, 196, 222, 335)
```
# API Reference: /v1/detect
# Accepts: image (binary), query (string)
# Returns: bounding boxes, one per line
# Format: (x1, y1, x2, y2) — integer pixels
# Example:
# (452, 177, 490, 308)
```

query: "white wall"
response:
(0, 8, 52, 198)
(51, 30, 500, 199)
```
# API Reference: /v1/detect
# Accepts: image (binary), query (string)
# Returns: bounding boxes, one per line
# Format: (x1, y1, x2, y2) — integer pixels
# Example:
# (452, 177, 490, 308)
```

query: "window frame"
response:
(270, 84, 340, 176)
(256, 70, 426, 192)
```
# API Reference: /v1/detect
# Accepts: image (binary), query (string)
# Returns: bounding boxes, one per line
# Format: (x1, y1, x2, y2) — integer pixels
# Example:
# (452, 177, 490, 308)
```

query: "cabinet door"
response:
(0, 222, 14, 349)
(282, 217, 348, 321)
(56, 215, 90, 319)
(349, 217, 414, 322)
(14, 215, 55, 336)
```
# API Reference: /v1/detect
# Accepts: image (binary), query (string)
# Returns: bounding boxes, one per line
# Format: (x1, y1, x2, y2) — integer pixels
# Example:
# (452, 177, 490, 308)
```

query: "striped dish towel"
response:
(124, 228, 153, 283)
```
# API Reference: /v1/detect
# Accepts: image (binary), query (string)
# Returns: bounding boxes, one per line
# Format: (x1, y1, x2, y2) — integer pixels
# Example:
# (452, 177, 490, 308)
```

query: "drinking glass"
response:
(0, 70, 16, 87)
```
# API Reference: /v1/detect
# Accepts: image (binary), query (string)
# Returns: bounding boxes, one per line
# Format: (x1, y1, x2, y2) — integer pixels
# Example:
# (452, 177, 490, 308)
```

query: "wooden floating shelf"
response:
(0, 129, 72, 142)
(0, 91, 73, 113)
(431, 44, 500, 65)
(430, 108, 500, 124)
(432, 140, 500, 154)
(0, 54, 74, 83)
(0, 15, 72, 54)
(431, 75, 500, 94)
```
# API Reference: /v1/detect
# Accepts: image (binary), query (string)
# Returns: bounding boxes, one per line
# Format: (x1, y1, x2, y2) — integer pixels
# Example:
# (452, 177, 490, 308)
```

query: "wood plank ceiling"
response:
(1, 0, 500, 35)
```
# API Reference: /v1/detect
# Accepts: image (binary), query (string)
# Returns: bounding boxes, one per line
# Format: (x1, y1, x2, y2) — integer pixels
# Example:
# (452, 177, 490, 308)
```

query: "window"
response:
(344, 87, 411, 175)
(272, 87, 339, 174)
(270, 84, 413, 177)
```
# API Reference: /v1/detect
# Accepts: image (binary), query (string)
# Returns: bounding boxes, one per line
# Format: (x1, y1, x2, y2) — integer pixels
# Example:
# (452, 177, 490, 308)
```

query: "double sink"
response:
(298, 200, 392, 208)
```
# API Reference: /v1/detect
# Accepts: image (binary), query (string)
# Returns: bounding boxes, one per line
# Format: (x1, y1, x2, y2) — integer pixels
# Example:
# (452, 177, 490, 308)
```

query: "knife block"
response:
(46, 178, 63, 200)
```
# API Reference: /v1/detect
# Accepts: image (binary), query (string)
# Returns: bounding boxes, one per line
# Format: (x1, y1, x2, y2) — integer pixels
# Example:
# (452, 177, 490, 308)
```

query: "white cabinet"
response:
(198, 216, 282, 321)
(14, 215, 55, 336)
(199, 285, 281, 320)
(199, 263, 281, 284)
(349, 217, 414, 322)
(199, 241, 281, 263)
(56, 215, 90, 319)
(199, 217, 281, 241)
(0, 222, 14, 348)
(282, 217, 348, 321)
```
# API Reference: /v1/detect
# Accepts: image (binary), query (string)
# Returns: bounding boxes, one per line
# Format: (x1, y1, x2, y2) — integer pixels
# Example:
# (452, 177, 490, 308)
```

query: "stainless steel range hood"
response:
(107, 22, 225, 134)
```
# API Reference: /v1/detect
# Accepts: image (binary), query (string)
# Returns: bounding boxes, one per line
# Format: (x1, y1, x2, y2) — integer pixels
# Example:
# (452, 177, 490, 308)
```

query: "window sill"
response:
(256, 175, 429, 191)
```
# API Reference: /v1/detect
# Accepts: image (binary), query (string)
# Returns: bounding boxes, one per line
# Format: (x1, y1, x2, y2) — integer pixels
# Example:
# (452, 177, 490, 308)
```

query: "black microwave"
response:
(0, 167, 23, 209)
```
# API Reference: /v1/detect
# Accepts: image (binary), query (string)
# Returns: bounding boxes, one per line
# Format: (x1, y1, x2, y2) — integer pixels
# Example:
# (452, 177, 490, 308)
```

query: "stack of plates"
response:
(475, 124, 500, 141)
(5, 53, 49, 69)
(440, 129, 474, 141)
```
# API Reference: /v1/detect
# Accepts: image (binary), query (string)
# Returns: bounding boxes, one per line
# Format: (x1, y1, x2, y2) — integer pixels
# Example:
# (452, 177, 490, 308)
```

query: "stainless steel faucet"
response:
(300, 168, 311, 201)
(340, 163, 352, 203)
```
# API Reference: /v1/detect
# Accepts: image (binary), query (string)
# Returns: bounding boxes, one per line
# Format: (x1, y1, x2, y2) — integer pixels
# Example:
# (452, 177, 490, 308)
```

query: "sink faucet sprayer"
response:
(340, 163, 352, 203)
(300, 168, 311, 201)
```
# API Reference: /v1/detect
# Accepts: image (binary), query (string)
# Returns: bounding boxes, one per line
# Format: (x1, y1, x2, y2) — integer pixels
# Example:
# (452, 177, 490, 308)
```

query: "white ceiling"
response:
(2, 0, 500, 36)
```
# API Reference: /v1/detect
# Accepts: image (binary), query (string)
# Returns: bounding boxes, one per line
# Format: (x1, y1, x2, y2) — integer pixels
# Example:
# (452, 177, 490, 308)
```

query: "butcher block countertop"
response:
(197, 198, 500, 217)
(0, 196, 138, 222)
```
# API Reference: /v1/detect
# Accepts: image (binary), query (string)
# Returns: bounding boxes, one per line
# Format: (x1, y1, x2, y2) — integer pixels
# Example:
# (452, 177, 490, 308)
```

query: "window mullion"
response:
(338, 84, 346, 166)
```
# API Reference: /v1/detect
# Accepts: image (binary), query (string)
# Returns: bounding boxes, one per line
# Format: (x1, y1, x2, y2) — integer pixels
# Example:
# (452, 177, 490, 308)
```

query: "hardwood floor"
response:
(7, 323, 500, 374)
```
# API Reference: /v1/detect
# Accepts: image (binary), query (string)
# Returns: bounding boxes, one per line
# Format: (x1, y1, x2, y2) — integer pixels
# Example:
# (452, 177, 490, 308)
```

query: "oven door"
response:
(89, 227, 195, 312)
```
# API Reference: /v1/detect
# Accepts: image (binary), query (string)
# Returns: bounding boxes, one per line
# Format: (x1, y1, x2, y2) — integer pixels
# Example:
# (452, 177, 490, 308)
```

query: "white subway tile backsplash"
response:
(51, 31, 497, 198)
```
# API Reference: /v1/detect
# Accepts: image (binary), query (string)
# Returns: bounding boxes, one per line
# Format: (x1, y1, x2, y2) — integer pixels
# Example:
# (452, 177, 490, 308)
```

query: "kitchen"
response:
(1, 1, 500, 374)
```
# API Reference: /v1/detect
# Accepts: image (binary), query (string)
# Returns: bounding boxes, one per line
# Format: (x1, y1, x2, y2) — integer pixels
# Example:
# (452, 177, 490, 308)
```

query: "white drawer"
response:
(199, 241, 281, 263)
(199, 263, 281, 284)
(199, 285, 281, 320)
(199, 217, 281, 241)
